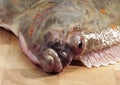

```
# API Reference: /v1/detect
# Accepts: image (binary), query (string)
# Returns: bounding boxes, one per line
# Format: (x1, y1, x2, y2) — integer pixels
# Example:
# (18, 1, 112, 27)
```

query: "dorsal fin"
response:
(78, 44, 120, 68)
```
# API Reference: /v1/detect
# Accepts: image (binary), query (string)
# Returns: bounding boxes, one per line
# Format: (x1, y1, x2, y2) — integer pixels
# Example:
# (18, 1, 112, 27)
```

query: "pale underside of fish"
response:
(0, 0, 120, 73)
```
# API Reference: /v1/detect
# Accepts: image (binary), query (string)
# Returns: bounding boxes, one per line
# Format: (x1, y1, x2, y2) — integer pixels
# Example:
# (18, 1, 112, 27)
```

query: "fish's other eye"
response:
(69, 32, 84, 54)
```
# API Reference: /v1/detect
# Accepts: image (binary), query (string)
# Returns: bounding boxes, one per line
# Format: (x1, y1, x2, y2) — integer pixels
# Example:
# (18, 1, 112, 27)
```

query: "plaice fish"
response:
(0, 0, 120, 73)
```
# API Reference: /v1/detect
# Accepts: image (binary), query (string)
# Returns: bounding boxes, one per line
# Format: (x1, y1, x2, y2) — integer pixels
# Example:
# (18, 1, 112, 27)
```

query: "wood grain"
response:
(0, 28, 120, 85)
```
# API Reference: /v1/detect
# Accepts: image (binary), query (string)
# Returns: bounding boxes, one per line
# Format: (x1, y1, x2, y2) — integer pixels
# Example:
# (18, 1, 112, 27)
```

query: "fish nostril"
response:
(44, 30, 61, 43)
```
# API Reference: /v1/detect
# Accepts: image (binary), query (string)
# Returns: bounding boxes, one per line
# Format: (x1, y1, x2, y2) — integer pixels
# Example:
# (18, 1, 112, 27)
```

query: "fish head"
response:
(35, 26, 85, 73)
(19, 5, 85, 73)
(19, 22, 85, 74)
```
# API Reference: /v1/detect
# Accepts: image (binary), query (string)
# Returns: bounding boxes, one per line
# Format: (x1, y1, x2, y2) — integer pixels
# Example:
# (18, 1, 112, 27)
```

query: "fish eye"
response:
(69, 32, 84, 54)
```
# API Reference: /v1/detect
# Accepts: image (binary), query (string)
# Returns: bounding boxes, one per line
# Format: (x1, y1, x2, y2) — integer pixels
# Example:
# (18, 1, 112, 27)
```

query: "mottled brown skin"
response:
(19, 0, 120, 54)
(1, 0, 120, 73)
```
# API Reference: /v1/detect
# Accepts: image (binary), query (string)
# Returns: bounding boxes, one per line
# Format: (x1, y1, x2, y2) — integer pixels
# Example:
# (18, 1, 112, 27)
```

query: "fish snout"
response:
(40, 48, 62, 73)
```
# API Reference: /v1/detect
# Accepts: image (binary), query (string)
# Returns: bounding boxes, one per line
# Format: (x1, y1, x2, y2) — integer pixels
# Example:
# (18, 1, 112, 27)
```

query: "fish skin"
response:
(1, 0, 120, 73)
(0, 0, 41, 35)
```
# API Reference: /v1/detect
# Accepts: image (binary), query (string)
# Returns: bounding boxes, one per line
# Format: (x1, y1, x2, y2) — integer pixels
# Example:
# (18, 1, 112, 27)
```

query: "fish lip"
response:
(41, 48, 63, 73)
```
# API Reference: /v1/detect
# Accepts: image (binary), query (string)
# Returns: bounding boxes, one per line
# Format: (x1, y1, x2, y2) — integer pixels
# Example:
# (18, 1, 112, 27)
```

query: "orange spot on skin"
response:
(34, 14, 40, 19)
(29, 27, 34, 35)
(100, 8, 106, 14)
(110, 24, 117, 30)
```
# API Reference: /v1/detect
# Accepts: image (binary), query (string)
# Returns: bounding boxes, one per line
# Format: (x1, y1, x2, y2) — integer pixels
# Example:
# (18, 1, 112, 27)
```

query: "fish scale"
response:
(0, 0, 120, 73)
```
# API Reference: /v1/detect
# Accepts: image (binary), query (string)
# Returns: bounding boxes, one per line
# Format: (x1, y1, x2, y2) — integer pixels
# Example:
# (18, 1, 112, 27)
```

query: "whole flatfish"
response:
(0, 0, 120, 73)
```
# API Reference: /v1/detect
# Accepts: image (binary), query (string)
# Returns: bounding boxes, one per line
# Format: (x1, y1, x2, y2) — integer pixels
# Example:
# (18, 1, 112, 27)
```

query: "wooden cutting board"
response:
(0, 28, 120, 85)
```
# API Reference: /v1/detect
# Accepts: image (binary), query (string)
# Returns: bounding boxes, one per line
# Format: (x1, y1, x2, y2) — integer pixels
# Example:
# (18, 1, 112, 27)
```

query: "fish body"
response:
(0, 0, 120, 73)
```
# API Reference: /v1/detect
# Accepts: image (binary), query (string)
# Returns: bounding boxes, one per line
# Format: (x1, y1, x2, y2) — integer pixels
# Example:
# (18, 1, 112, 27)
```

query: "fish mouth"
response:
(38, 41, 73, 73)
(40, 47, 72, 73)
(18, 32, 72, 73)
(48, 41, 73, 68)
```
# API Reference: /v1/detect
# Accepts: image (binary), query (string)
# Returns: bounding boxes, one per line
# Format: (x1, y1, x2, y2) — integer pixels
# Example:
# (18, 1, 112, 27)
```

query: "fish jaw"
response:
(19, 32, 40, 64)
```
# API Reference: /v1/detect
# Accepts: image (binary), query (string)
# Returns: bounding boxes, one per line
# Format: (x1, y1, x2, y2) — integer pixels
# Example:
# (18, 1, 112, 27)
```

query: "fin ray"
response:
(79, 44, 120, 68)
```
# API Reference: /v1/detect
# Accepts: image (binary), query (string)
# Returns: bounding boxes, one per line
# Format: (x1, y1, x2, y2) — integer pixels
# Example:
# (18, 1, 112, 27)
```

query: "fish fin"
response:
(78, 44, 120, 68)
(0, 23, 18, 36)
